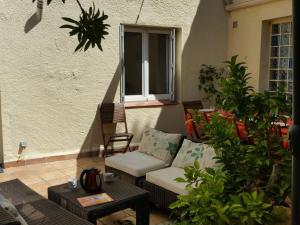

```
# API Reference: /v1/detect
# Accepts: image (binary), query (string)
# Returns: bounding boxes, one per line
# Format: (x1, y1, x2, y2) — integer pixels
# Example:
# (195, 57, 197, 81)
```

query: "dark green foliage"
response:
(60, 3, 109, 52)
(218, 55, 254, 118)
(198, 64, 224, 103)
(171, 56, 292, 225)
(170, 162, 272, 225)
(32, 0, 110, 52)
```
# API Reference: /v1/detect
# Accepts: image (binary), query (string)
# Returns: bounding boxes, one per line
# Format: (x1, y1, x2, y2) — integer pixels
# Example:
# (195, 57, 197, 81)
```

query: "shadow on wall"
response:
(154, 104, 186, 135)
(79, 65, 121, 156)
(180, 0, 228, 102)
(24, 2, 42, 33)
(154, 0, 228, 134)
(0, 91, 4, 169)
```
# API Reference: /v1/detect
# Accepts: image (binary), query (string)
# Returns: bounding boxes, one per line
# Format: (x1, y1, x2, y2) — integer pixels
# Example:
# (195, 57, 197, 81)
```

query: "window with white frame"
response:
(119, 25, 176, 102)
(269, 21, 293, 98)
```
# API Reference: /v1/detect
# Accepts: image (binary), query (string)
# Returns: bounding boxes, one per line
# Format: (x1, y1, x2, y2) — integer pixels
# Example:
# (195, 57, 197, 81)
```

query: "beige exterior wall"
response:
(0, 0, 228, 162)
(227, 0, 292, 91)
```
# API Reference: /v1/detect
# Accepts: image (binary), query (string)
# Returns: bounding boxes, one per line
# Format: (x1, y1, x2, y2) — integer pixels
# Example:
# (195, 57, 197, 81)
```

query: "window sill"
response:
(125, 100, 178, 109)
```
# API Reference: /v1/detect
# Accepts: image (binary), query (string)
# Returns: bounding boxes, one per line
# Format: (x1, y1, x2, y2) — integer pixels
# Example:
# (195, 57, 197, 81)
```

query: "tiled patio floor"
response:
(0, 157, 170, 225)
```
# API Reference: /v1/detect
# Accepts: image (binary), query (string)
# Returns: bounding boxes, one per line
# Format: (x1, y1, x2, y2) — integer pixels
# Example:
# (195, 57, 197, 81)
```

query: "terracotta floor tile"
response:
(10, 170, 39, 179)
(5, 165, 28, 173)
(99, 211, 130, 224)
(0, 157, 170, 225)
(150, 209, 170, 225)
(30, 182, 49, 198)
(46, 176, 69, 186)
(62, 168, 83, 179)
(0, 173, 17, 182)
(19, 176, 45, 185)
(24, 163, 52, 171)
(123, 208, 136, 217)
(37, 170, 66, 181)
(50, 159, 78, 170)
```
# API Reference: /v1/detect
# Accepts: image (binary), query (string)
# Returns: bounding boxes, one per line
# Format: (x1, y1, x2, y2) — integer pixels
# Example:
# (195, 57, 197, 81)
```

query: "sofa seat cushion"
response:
(146, 167, 187, 195)
(172, 139, 217, 169)
(105, 151, 167, 177)
(139, 128, 183, 165)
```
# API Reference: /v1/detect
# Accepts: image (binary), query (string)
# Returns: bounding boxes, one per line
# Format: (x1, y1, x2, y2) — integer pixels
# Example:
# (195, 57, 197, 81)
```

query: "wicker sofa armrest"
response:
(0, 206, 21, 225)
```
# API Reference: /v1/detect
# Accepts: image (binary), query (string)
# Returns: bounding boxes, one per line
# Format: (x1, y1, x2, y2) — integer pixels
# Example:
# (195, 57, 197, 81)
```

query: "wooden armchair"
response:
(99, 103, 133, 157)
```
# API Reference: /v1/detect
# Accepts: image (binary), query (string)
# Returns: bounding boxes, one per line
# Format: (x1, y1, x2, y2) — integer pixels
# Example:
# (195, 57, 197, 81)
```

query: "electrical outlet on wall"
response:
(19, 140, 27, 148)
(18, 140, 27, 155)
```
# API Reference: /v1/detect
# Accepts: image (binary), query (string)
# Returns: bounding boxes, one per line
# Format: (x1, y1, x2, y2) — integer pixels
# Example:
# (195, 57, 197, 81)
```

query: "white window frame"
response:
(268, 19, 293, 96)
(120, 25, 176, 102)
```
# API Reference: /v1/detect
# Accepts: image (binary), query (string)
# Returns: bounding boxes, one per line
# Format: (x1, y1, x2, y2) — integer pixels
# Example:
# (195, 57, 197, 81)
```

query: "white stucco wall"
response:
(0, 0, 228, 162)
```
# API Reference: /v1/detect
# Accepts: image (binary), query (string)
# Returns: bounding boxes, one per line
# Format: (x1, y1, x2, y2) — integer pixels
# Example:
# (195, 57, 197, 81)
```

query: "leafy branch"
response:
(32, 0, 110, 52)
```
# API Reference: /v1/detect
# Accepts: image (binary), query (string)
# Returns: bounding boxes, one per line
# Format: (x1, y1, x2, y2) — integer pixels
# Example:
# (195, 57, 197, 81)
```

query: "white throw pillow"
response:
(172, 139, 217, 169)
(139, 128, 182, 165)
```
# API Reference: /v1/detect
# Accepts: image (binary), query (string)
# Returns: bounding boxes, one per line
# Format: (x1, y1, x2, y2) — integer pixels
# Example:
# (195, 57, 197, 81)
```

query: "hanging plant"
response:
(32, 0, 110, 52)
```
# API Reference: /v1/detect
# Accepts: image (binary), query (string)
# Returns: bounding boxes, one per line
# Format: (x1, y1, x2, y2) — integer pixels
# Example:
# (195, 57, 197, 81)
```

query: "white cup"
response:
(68, 177, 77, 188)
(103, 172, 114, 183)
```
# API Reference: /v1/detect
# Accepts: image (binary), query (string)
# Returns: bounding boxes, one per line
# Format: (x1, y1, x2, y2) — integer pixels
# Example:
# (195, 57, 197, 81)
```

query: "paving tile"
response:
(10, 170, 39, 180)
(0, 157, 170, 225)
(100, 211, 130, 224)
(50, 159, 78, 170)
(37, 170, 66, 181)
(5, 165, 28, 174)
(61, 168, 83, 179)
(0, 173, 17, 182)
(46, 176, 69, 186)
(123, 208, 136, 217)
(30, 182, 49, 198)
(150, 209, 170, 225)
(18, 176, 45, 185)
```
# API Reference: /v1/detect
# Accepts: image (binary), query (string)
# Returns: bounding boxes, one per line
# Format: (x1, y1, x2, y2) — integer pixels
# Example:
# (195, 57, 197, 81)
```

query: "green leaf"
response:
(62, 17, 80, 25)
(175, 177, 186, 183)
(60, 24, 77, 29)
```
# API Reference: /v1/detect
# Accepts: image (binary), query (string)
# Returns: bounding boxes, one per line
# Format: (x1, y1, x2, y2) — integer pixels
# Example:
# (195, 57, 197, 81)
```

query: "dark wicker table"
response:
(48, 179, 150, 225)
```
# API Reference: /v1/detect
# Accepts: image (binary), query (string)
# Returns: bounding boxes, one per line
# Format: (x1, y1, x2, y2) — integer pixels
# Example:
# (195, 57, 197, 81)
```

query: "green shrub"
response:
(171, 56, 291, 225)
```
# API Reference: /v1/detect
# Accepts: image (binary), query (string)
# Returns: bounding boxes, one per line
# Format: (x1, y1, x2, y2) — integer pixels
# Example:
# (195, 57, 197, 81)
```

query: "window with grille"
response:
(269, 22, 293, 98)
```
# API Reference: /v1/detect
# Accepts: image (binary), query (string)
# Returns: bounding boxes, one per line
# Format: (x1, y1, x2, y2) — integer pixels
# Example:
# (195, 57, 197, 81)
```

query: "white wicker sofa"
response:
(143, 138, 218, 209)
(105, 128, 185, 186)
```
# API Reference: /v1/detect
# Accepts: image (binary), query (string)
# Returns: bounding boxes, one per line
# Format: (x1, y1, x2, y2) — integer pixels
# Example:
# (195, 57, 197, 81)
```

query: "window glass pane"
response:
(270, 59, 278, 68)
(124, 32, 143, 95)
(278, 81, 286, 90)
(272, 24, 280, 34)
(271, 35, 280, 46)
(281, 34, 290, 45)
(289, 58, 293, 68)
(289, 46, 293, 57)
(288, 82, 293, 92)
(271, 47, 279, 57)
(280, 46, 289, 57)
(281, 23, 291, 34)
(270, 70, 278, 80)
(149, 33, 169, 95)
(280, 58, 289, 68)
(269, 81, 277, 91)
(279, 70, 287, 80)
(288, 70, 293, 81)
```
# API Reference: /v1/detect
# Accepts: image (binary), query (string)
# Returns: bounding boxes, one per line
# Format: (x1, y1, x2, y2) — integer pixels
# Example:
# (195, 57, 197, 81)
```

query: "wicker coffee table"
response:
(48, 179, 150, 225)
